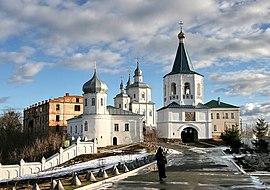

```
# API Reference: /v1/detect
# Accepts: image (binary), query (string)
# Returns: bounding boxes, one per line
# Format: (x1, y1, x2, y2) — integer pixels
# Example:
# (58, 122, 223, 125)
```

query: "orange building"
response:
(23, 93, 83, 133)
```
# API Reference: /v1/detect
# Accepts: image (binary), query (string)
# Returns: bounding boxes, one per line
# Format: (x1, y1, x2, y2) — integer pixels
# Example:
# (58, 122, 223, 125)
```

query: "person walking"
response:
(155, 147, 167, 182)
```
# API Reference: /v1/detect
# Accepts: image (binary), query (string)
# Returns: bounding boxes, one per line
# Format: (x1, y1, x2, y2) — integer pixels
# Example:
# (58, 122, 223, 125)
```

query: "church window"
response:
(134, 94, 136, 98)
(164, 85, 167, 96)
(142, 92, 145, 99)
(85, 98, 88, 106)
(74, 105, 80, 111)
(216, 113, 220, 119)
(56, 104, 60, 111)
(92, 98, 95, 106)
(149, 110, 152, 116)
(70, 126, 72, 133)
(185, 112, 195, 121)
(84, 121, 88, 131)
(101, 98, 103, 106)
(231, 113, 235, 119)
(197, 83, 201, 96)
(125, 123, 129, 131)
(211, 113, 213, 119)
(225, 113, 229, 119)
(119, 104, 121, 108)
(171, 83, 176, 95)
(114, 124, 119, 131)
(214, 125, 217, 131)
(184, 82, 190, 94)
(124, 104, 127, 108)
(56, 115, 60, 122)
(75, 125, 77, 133)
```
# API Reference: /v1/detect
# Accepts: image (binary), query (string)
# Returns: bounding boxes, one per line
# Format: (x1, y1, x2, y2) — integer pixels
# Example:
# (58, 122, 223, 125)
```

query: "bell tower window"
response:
(92, 98, 95, 106)
(171, 83, 176, 95)
(101, 98, 103, 106)
(197, 83, 201, 96)
(184, 82, 190, 94)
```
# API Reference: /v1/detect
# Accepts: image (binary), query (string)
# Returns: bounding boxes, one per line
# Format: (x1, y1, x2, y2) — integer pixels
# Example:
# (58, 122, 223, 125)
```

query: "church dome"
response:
(134, 61, 142, 76)
(82, 70, 108, 94)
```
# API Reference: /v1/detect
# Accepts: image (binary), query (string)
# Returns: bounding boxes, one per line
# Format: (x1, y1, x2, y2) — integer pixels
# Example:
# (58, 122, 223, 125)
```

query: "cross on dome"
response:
(178, 21, 185, 42)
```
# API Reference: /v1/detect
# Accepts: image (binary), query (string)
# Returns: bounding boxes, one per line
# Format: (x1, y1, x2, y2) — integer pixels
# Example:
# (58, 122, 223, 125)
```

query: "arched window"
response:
(164, 84, 167, 96)
(84, 121, 88, 131)
(184, 82, 190, 94)
(142, 92, 145, 99)
(197, 83, 201, 96)
(101, 98, 103, 106)
(91, 98, 95, 106)
(171, 83, 176, 95)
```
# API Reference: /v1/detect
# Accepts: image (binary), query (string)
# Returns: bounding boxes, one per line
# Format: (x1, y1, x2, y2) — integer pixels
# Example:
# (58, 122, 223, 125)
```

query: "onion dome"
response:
(134, 61, 142, 77)
(82, 70, 108, 94)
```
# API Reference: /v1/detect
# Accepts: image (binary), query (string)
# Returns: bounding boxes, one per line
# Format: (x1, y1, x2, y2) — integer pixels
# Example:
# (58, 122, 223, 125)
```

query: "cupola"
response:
(82, 70, 108, 94)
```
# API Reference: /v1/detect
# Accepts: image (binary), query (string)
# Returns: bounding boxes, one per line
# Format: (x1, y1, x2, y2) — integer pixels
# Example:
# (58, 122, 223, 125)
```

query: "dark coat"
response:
(155, 147, 167, 179)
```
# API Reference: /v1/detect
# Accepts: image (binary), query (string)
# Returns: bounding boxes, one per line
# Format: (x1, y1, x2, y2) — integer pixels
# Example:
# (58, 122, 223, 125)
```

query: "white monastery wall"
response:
(0, 138, 96, 181)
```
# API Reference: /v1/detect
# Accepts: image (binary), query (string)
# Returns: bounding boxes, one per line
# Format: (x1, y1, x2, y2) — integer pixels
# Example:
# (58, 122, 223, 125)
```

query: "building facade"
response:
(23, 93, 83, 133)
(67, 69, 145, 147)
(114, 61, 156, 130)
(205, 98, 240, 139)
(157, 29, 212, 143)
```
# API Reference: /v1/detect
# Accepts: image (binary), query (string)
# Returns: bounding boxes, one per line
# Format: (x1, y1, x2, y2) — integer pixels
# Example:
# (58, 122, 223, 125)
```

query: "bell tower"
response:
(163, 23, 204, 106)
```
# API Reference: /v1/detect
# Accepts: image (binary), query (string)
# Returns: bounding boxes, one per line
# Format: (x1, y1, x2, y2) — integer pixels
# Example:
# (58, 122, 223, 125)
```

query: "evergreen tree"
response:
(221, 127, 242, 152)
(252, 118, 269, 153)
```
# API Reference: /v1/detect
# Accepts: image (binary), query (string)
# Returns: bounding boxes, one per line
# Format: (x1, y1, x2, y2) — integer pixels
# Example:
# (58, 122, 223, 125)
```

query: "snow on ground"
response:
(0, 149, 151, 184)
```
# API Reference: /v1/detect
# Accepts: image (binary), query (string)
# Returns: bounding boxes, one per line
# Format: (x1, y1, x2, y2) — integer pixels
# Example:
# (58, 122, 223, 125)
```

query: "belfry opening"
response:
(181, 127, 198, 143)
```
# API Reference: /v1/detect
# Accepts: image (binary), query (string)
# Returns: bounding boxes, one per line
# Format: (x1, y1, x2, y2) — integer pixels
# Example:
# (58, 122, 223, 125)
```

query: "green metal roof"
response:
(107, 106, 143, 116)
(157, 101, 209, 111)
(204, 100, 239, 109)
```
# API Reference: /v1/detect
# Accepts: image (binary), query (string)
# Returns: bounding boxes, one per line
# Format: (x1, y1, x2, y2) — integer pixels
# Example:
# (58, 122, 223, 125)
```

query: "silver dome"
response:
(82, 71, 108, 94)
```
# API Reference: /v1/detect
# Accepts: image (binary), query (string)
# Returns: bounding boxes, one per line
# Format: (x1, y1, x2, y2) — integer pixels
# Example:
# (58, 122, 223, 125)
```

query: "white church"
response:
(67, 26, 239, 146)
(156, 29, 212, 143)
(67, 61, 156, 147)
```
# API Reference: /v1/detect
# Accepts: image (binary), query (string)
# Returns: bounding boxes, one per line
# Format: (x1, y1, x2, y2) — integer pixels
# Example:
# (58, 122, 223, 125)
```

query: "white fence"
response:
(0, 137, 96, 181)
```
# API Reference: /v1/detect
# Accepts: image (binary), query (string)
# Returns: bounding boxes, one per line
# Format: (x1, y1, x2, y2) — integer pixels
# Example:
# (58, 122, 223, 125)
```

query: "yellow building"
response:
(205, 97, 240, 140)
(23, 93, 83, 133)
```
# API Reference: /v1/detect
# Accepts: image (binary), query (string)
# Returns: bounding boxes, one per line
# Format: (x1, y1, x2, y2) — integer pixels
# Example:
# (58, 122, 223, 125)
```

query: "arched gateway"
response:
(181, 127, 198, 143)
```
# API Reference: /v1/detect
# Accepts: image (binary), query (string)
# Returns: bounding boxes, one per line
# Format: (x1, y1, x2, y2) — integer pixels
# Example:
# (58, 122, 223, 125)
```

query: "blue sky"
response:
(0, 0, 270, 127)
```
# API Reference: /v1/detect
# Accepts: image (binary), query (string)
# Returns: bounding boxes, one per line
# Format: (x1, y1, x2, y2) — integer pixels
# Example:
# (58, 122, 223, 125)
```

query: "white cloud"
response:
(7, 62, 46, 84)
(0, 46, 36, 64)
(0, 0, 269, 79)
(210, 69, 270, 97)
(59, 48, 124, 74)
(241, 102, 270, 125)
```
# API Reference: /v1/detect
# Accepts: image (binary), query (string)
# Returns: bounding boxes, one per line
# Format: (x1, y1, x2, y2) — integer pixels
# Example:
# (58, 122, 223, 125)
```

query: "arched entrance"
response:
(113, 137, 117, 145)
(181, 127, 198, 143)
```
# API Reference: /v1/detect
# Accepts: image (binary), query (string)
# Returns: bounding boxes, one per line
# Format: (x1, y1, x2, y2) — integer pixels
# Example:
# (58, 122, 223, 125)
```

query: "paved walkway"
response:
(107, 143, 270, 190)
